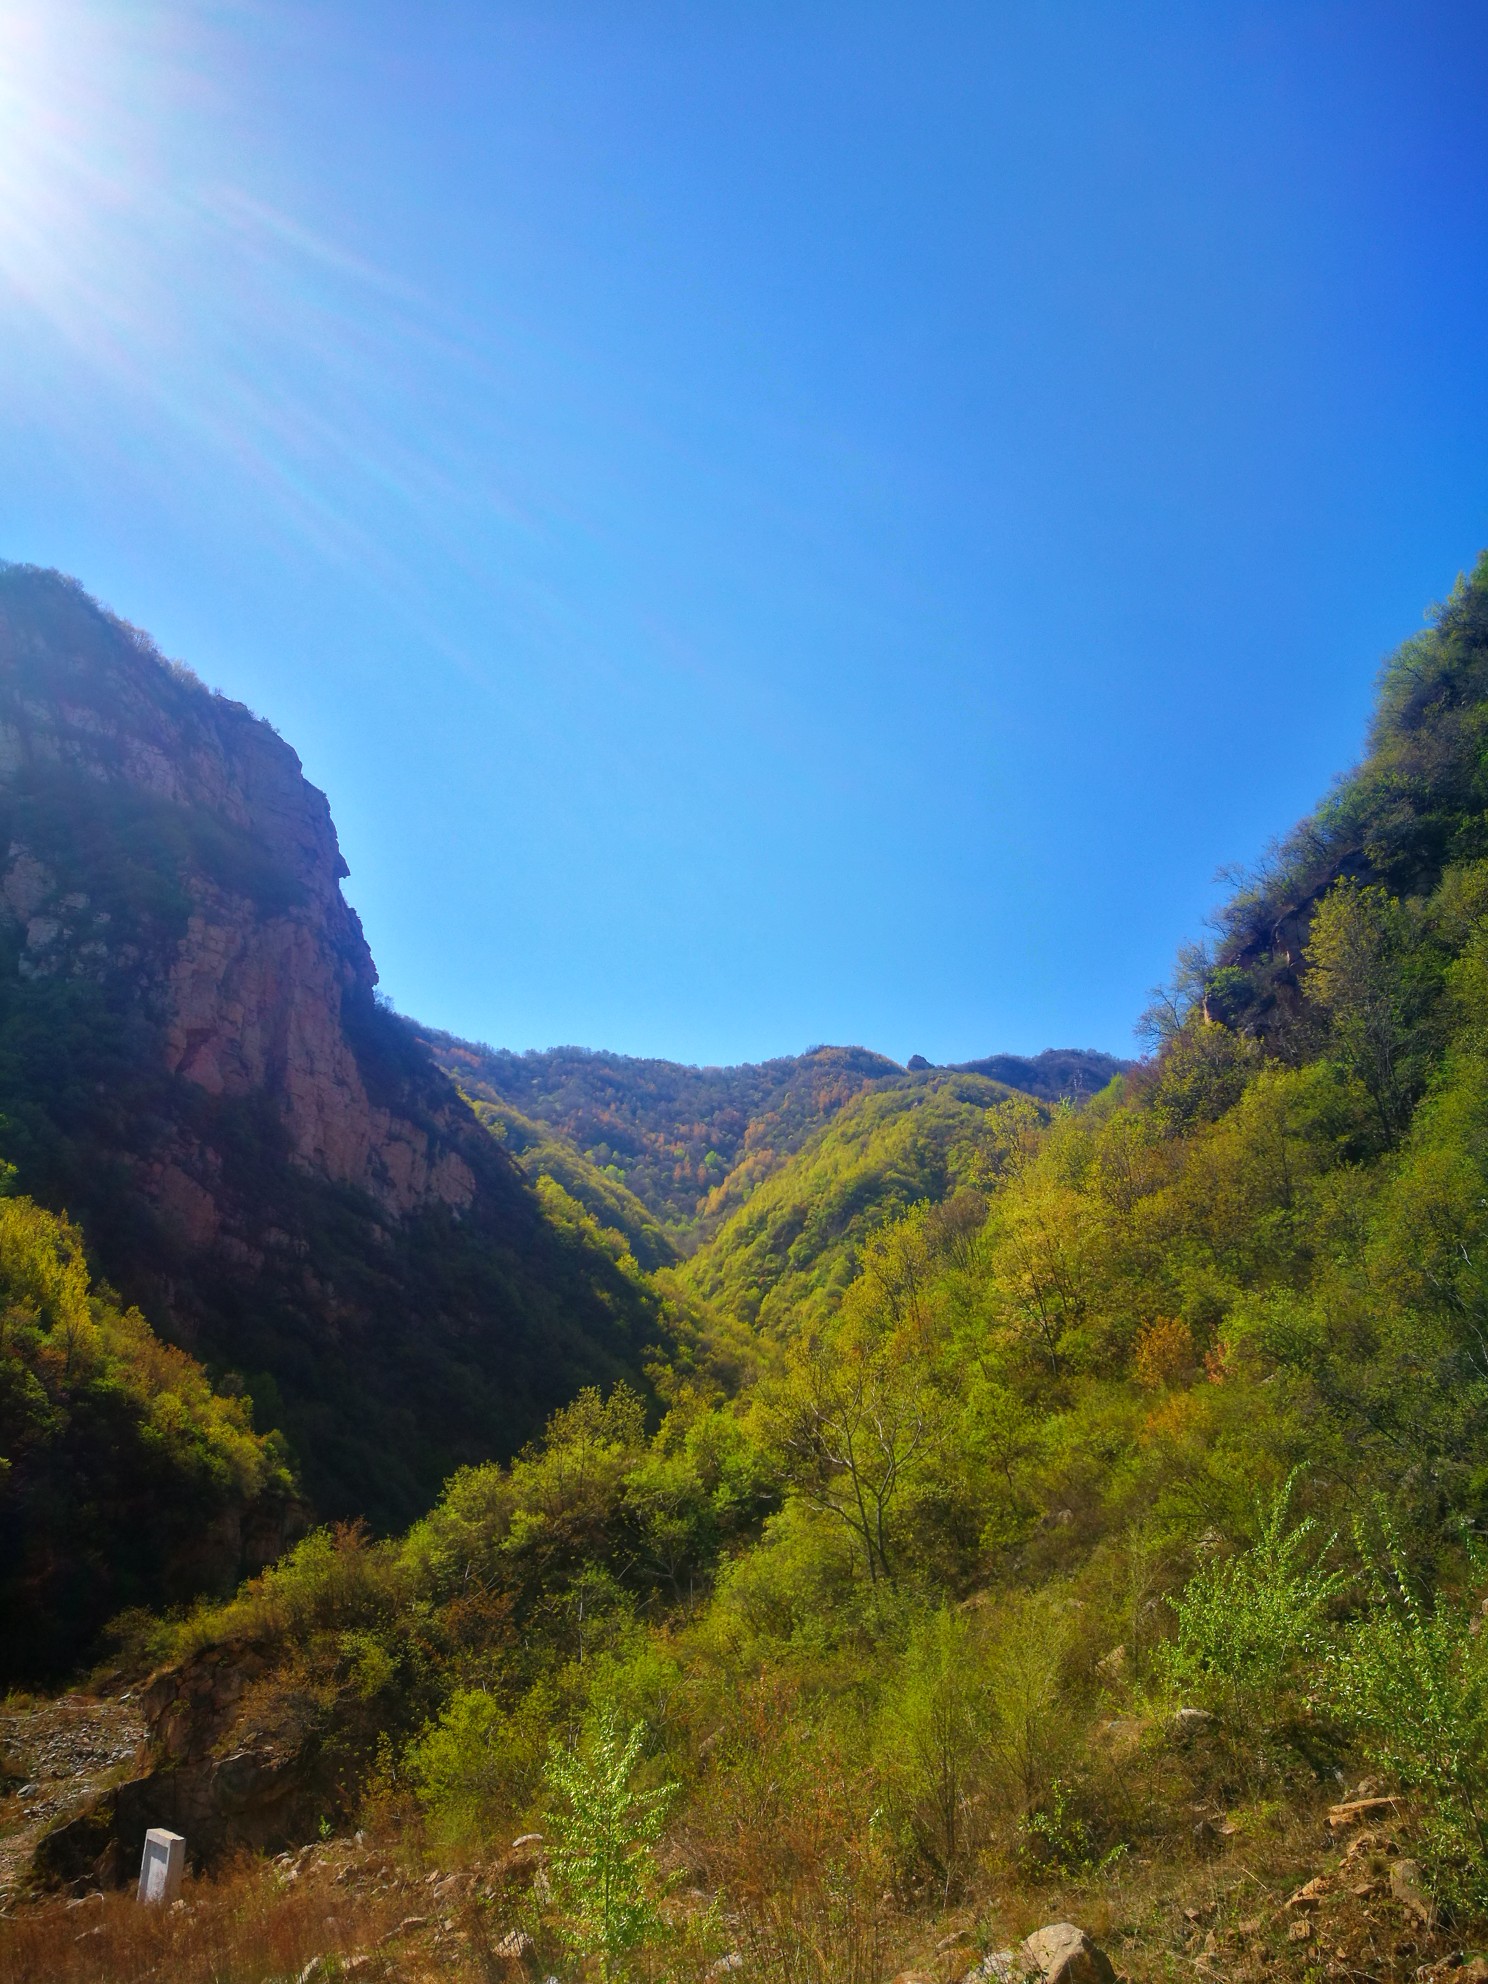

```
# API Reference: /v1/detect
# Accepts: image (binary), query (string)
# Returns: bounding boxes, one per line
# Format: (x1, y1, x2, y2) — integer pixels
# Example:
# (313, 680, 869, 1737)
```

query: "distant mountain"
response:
(947, 1046, 1131, 1099)
(0, 565, 665, 1528)
(421, 1033, 1129, 1242)
(677, 1068, 1027, 1339)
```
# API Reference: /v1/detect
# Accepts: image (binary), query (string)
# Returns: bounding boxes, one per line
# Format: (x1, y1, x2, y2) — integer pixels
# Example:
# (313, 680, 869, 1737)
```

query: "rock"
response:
(1172, 1707, 1214, 1737)
(966, 1961, 1019, 1984)
(1020, 1923, 1116, 1984)
(1288, 1919, 1314, 1943)
(1286, 1876, 1335, 1910)
(1390, 1858, 1437, 1927)
(375, 1914, 431, 1947)
(1327, 1795, 1401, 1829)
(1343, 1827, 1399, 1862)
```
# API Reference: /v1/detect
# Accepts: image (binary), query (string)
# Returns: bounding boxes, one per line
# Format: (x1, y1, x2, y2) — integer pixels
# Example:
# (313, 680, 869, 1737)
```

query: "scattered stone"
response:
(1237, 1918, 1265, 1937)
(1020, 1922, 1116, 1984)
(377, 1913, 430, 1945)
(1172, 1707, 1215, 1738)
(1390, 1858, 1437, 1927)
(1286, 1876, 1335, 1910)
(1327, 1796, 1402, 1829)
(707, 1957, 743, 1977)
(1344, 1827, 1399, 1861)
(1289, 1919, 1314, 1943)
(967, 1957, 1020, 1984)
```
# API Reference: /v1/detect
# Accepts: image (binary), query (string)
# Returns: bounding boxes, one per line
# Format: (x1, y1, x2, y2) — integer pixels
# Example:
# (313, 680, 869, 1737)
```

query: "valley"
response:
(6, 554, 1488, 1984)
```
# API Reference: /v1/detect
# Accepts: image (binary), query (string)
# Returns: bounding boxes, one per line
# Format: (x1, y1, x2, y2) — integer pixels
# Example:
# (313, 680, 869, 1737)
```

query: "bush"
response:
(1330, 1534, 1488, 1910)
(544, 1706, 677, 1983)
(408, 1685, 553, 1849)
(1159, 1473, 1345, 1727)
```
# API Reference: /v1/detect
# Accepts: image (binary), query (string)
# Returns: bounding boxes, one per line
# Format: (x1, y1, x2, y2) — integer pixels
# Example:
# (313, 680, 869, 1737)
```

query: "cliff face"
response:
(0, 575, 479, 1234)
(0, 565, 660, 1523)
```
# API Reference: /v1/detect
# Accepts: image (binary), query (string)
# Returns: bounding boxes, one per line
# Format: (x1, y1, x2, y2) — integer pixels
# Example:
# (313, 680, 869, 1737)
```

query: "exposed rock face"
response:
(0, 570, 476, 1225)
(33, 1644, 327, 1885)
(0, 564, 660, 1523)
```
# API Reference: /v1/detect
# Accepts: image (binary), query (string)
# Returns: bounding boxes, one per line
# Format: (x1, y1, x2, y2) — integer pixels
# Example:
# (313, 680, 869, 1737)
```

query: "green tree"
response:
(1305, 879, 1417, 1142)
(544, 1706, 676, 1982)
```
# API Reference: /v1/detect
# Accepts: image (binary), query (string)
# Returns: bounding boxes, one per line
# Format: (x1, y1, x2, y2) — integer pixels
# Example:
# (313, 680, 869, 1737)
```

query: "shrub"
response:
(1159, 1472, 1346, 1727)
(544, 1706, 676, 1983)
(408, 1685, 553, 1849)
(1330, 1534, 1488, 1910)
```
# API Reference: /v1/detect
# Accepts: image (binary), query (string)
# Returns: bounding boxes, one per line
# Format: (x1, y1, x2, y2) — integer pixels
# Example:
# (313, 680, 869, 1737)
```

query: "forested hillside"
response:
(19, 557, 1488, 1984)
(676, 1070, 1031, 1335)
(422, 1031, 1127, 1242)
(0, 1189, 294, 1683)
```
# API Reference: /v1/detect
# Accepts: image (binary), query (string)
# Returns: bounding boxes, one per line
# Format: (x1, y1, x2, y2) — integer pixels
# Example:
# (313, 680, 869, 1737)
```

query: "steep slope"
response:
(464, 1097, 675, 1272)
(0, 1191, 293, 1685)
(422, 1032, 1125, 1241)
(1200, 557, 1488, 1040)
(678, 1069, 1025, 1334)
(0, 565, 664, 1525)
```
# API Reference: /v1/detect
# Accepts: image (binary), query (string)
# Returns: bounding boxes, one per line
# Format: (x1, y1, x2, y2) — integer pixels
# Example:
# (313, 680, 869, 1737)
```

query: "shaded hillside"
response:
(0, 565, 666, 1526)
(421, 1032, 1125, 1239)
(0, 1190, 294, 1685)
(947, 1045, 1129, 1098)
(678, 1069, 1028, 1335)
(464, 1097, 676, 1272)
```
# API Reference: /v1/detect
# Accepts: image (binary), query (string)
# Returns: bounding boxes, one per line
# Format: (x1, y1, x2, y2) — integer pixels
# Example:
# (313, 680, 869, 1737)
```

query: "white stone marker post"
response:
(136, 1829, 185, 1905)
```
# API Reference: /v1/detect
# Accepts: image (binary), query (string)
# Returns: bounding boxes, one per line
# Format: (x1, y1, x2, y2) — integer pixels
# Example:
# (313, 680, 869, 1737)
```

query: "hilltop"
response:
(421, 1031, 1127, 1242)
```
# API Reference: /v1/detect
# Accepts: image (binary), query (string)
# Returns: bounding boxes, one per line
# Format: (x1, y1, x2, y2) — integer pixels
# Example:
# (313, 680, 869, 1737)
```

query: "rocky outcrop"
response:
(0, 566, 479, 1225)
(0, 564, 662, 1523)
(33, 1644, 329, 1886)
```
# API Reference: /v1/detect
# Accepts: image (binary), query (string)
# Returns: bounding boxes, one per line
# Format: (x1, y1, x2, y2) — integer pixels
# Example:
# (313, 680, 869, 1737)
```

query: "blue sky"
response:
(1, 1, 1485, 1066)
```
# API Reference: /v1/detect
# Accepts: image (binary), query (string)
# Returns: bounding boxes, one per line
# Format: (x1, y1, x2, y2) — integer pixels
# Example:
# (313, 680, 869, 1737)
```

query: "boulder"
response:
(1020, 1924, 1116, 1984)
(1389, 1857, 1437, 1928)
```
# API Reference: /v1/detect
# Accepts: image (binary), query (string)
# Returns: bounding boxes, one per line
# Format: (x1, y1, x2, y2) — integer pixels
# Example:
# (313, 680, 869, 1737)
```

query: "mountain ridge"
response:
(421, 1030, 1128, 1242)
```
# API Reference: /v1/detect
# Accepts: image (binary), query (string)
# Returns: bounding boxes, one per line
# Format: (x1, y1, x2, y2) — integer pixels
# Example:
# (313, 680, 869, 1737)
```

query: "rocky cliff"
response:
(0, 566, 481, 1234)
(0, 564, 663, 1523)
